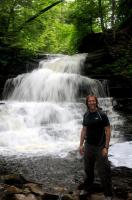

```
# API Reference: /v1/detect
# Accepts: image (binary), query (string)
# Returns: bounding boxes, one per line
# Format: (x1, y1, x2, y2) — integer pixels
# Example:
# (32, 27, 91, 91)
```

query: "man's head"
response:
(86, 95, 99, 111)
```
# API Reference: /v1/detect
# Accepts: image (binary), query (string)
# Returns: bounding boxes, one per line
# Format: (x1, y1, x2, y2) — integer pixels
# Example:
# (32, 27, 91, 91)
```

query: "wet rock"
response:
(62, 194, 75, 200)
(112, 167, 132, 199)
(5, 185, 23, 193)
(77, 166, 132, 200)
(24, 183, 44, 195)
(53, 186, 68, 193)
(90, 193, 105, 200)
(113, 186, 128, 199)
(14, 193, 39, 200)
(70, 191, 80, 200)
(22, 187, 31, 194)
(0, 169, 132, 200)
(0, 186, 8, 200)
(0, 174, 27, 187)
(42, 193, 59, 200)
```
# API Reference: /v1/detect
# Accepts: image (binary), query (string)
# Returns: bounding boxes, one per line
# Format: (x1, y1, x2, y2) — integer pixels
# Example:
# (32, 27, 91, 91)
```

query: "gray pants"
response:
(84, 143, 112, 196)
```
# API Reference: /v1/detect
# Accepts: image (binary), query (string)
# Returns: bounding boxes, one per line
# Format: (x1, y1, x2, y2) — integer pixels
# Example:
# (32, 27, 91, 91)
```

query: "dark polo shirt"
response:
(82, 110, 110, 146)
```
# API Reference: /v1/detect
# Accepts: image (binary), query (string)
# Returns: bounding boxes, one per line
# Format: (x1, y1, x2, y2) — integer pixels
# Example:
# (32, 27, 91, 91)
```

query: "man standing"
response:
(79, 95, 113, 200)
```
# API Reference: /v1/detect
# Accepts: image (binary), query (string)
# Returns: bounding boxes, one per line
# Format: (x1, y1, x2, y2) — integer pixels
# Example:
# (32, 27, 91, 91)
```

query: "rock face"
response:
(105, 76, 132, 98)
(82, 51, 132, 98)
(0, 167, 132, 200)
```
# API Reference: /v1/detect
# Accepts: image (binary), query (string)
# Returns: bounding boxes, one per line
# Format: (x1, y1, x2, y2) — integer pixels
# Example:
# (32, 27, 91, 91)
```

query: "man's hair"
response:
(86, 95, 99, 109)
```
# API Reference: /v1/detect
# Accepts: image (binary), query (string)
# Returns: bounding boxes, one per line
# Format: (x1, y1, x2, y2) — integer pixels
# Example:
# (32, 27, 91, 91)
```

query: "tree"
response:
(117, 0, 132, 29)
(98, 0, 105, 32)
(0, 0, 64, 48)
(18, 0, 64, 31)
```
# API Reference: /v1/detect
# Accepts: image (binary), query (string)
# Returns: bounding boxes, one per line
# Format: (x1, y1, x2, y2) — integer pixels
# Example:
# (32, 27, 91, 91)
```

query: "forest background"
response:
(0, 0, 132, 86)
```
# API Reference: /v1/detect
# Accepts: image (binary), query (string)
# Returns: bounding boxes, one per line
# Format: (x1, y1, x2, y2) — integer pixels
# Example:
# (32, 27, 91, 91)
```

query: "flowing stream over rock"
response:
(0, 54, 132, 190)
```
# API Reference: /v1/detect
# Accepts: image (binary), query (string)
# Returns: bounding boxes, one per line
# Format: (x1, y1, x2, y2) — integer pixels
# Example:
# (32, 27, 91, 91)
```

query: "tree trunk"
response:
(111, 0, 116, 40)
(98, 0, 105, 32)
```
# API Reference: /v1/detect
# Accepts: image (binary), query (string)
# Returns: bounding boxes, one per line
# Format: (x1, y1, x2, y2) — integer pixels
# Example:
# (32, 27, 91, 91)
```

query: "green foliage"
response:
(117, 0, 132, 28)
(0, 0, 76, 54)
(68, 0, 99, 33)
(0, 0, 131, 74)
(16, 4, 77, 54)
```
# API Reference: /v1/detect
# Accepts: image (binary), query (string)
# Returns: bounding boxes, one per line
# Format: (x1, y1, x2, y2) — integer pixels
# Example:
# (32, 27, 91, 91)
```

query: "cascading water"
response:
(1, 54, 108, 157)
(0, 54, 131, 188)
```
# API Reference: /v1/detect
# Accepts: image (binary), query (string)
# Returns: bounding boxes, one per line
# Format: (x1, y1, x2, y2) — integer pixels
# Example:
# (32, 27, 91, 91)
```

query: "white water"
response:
(1, 54, 132, 168)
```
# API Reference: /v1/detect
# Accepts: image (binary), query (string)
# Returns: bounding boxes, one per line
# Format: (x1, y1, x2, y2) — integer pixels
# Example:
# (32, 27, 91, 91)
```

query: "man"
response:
(79, 95, 113, 200)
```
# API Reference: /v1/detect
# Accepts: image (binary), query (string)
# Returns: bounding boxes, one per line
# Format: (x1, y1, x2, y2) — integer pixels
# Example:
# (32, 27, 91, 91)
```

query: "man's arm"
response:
(102, 126, 111, 156)
(104, 126, 111, 149)
(79, 127, 86, 155)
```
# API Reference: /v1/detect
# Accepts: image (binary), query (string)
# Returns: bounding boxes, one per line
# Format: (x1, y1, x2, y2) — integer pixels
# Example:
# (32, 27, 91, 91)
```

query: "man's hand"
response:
(79, 145, 84, 155)
(102, 147, 108, 157)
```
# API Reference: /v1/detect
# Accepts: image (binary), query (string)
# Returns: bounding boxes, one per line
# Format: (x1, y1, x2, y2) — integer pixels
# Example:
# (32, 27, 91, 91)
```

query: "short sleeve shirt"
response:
(82, 110, 110, 146)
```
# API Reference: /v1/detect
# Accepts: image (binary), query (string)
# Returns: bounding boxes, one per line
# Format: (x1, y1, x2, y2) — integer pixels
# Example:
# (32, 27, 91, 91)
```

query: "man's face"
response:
(87, 96, 97, 110)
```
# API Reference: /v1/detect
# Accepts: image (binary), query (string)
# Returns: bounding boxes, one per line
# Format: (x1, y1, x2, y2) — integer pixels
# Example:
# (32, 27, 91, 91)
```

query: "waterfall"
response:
(3, 54, 106, 101)
(0, 54, 126, 162)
